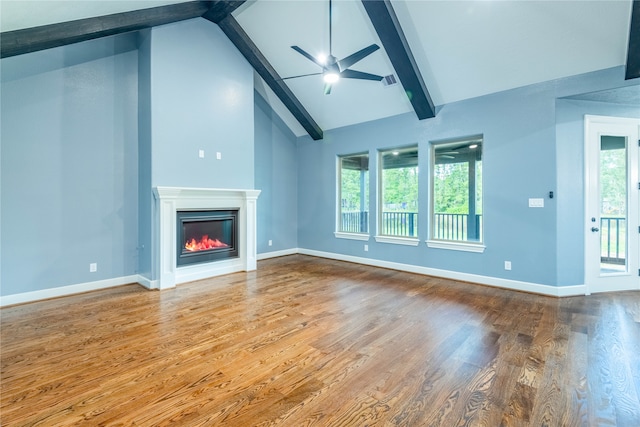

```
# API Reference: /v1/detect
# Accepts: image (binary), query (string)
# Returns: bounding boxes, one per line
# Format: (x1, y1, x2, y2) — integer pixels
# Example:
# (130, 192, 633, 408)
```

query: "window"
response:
(337, 153, 369, 236)
(430, 137, 483, 248)
(378, 146, 419, 242)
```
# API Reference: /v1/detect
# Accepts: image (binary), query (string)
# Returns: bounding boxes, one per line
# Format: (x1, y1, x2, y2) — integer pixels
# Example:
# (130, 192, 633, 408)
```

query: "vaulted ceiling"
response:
(2, 0, 638, 141)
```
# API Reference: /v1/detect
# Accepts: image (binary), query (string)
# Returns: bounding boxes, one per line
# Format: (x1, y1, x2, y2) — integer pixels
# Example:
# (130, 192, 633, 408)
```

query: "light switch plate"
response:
(529, 198, 544, 208)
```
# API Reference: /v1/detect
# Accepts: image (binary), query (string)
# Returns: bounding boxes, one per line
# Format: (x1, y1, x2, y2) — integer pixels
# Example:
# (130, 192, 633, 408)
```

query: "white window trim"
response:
(337, 152, 370, 236)
(375, 235, 420, 246)
(426, 239, 486, 253)
(335, 232, 370, 241)
(378, 145, 419, 247)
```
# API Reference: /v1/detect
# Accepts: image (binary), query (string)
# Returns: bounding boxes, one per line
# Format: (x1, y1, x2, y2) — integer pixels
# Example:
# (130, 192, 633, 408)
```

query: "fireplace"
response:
(153, 187, 260, 290)
(177, 210, 238, 266)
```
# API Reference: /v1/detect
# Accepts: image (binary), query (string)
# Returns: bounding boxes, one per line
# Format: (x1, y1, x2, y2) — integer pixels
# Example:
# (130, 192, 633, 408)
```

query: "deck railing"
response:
(380, 212, 418, 237)
(601, 216, 625, 265)
(341, 211, 369, 233)
(432, 213, 482, 241)
(339, 211, 418, 237)
(341, 213, 625, 264)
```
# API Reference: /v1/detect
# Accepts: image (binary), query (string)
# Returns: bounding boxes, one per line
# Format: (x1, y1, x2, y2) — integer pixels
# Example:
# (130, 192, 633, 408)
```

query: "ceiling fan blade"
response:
(291, 46, 324, 68)
(339, 69, 384, 81)
(281, 72, 323, 81)
(324, 82, 333, 95)
(337, 44, 380, 71)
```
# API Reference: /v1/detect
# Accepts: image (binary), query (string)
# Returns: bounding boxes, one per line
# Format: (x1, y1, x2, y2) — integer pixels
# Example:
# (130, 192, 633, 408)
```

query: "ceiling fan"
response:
(283, 0, 384, 95)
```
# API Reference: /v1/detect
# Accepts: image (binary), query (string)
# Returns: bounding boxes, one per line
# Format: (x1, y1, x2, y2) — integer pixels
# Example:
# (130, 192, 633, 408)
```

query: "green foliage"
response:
(382, 167, 418, 210)
(433, 161, 482, 214)
(341, 156, 485, 217)
(340, 168, 368, 211)
(600, 148, 626, 216)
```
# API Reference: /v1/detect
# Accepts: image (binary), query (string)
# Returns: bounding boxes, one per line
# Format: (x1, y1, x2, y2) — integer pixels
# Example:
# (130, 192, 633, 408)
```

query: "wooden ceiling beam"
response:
(213, 14, 324, 140)
(626, 0, 640, 80)
(202, 1, 246, 23)
(1, 1, 216, 59)
(361, 0, 436, 119)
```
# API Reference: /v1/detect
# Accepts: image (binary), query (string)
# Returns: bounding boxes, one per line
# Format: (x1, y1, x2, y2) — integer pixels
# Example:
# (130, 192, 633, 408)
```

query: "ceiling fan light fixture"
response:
(324, 72, 339, 83)
(286, 0, 382, 94)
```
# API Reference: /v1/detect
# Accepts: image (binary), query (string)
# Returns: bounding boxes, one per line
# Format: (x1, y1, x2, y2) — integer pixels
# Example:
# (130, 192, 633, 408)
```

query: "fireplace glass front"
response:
(176, 210, 238, 266)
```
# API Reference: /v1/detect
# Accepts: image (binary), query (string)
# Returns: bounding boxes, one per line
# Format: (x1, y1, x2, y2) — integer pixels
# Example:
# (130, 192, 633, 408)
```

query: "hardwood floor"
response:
(1, 255, 639, 426)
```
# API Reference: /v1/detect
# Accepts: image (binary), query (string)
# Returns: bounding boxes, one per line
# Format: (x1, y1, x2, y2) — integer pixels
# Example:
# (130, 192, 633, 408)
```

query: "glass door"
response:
(585, 116, 640, 293)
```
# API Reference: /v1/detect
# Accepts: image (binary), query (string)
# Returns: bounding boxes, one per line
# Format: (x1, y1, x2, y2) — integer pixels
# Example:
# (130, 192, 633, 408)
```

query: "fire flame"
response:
(184, 235, 229, 252)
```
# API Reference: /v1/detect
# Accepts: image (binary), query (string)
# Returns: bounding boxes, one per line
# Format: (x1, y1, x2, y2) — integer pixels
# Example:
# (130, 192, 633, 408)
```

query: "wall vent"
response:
(382, 74, 398, 87)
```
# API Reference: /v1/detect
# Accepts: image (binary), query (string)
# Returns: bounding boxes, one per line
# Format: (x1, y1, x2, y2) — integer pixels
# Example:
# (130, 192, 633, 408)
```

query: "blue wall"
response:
(1, 35, 140, 296)
(141, 18, 255, 283)
(148, 18, 254, 189)
(555, 96, 640, 286)
(295, 66, 638, 287)
(0, 18, 257, 296)
(137, 29, 153, 281)
(1, 16, 636, 299)
(254, 92, 298, 254)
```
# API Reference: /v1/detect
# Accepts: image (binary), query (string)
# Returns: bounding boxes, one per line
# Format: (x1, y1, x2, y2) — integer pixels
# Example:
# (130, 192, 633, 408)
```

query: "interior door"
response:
(585, 115, 640, 294)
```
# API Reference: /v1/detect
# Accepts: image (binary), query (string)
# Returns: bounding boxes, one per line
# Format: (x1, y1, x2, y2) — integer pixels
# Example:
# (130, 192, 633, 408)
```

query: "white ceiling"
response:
(2, 0, 636, 137)
(236, 0, 634, 135)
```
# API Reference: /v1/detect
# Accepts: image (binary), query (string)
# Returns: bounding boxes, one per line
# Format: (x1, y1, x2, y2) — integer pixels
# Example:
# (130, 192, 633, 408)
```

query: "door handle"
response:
(591, 227, 600, 232)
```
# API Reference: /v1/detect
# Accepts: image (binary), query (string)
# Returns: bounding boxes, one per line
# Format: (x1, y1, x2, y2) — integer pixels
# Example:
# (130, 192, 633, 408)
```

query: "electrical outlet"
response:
(504, 261, 512, 271)
(364, 244, 369, 252)
(216, 152, 222, 160)
(90, 263, 97, 272)
(268, 240, 272, 246)
(198, 149, 205, 158)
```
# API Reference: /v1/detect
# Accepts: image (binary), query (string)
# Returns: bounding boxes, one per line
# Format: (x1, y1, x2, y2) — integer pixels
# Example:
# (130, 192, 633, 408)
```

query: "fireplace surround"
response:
(153, 187, 260, 290)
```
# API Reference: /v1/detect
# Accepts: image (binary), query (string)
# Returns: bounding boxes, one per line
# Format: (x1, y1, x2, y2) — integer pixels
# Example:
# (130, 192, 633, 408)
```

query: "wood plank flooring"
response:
(1, 254, 639, 426)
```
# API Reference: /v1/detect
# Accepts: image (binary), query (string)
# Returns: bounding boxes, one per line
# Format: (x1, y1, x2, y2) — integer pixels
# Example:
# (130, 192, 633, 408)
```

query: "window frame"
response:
(335, 152, 370, 241)
(375, 145, 420, 246)
(427, 136, 485, 253)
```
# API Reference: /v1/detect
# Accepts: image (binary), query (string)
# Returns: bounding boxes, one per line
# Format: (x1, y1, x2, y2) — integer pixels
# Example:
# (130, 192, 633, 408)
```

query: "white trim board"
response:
(296, 249, 587, 297)
(1, 249, 587, 306)
(0, 275, 146, 307)
(257, 248, 299, 260)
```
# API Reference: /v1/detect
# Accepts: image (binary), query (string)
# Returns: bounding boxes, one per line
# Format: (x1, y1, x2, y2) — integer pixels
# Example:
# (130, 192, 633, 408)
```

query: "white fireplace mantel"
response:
(153, 187, 260, 290)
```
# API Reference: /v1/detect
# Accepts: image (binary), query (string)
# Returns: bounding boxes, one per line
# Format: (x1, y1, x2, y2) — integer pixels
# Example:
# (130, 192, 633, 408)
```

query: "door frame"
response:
(584, 114, 640, 294)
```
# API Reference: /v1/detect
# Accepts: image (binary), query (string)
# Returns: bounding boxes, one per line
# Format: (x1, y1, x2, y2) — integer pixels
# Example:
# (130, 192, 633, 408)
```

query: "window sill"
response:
(335, 232, 370, 241)
(375, 235, 420, 246)
(426, 240, 486, 253)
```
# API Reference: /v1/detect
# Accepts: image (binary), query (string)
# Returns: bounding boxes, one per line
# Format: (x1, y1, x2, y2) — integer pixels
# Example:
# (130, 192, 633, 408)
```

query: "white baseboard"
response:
(296, 248, 587, 297)
(0, 275, 144, 307)
(0, 249, 588, 307)
(257, 248, 299, 260)
(136, 274, 157, 290)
